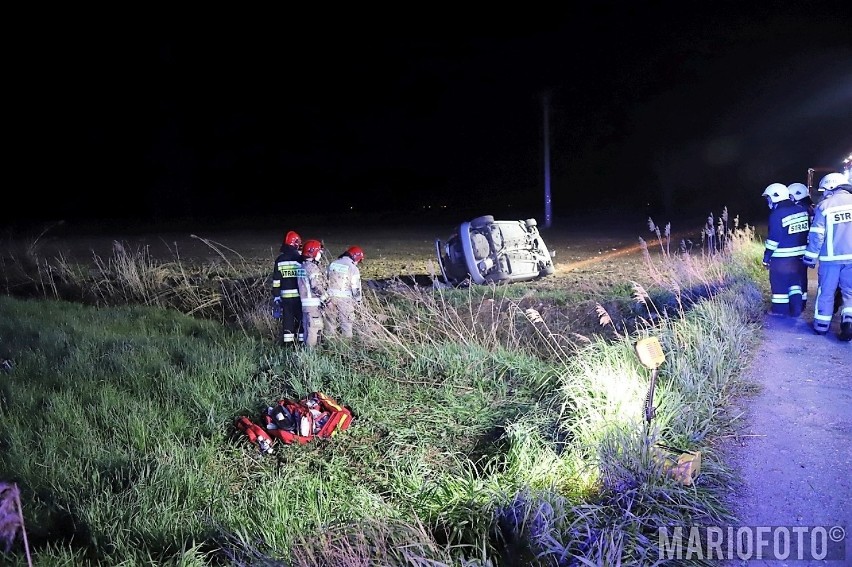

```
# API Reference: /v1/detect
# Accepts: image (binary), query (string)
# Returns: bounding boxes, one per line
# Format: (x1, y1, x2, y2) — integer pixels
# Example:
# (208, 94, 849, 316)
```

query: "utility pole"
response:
(542, 91, 553, 228)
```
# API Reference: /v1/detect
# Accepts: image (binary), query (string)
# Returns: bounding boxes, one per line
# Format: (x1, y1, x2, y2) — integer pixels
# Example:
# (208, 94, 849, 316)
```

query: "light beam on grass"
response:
(557, 226, 700, 275)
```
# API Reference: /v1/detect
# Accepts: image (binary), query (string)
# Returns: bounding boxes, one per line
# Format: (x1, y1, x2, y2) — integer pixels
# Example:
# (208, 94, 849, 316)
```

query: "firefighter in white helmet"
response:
(788, 182, 814, 219)
(297, 239, 328, 348)
(803, 172, 852, 340)
(788, 182, 814, 309)
(762, 183, 809, 317)
(325, 246, 364, 339)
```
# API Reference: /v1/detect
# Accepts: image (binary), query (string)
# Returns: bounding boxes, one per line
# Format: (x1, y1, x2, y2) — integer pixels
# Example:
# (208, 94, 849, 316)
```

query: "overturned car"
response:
(435, 215, 555, 285)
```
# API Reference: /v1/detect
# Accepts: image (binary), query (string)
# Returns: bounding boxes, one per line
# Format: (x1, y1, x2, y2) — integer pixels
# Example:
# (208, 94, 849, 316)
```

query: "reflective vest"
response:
(804, 187, 852, 263)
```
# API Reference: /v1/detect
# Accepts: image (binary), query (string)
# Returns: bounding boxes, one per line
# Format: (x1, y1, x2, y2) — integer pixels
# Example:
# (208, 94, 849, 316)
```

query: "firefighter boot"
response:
(840, 321, 852, 342)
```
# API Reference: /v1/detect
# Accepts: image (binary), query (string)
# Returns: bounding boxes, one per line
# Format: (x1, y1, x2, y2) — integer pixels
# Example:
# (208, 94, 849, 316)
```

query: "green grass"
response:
(0, 217, 767, 565)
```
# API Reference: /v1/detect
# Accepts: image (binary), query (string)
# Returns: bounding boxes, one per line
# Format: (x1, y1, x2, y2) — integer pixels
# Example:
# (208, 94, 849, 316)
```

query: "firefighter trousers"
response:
(301, 306, 324, 347)
(813, 263, 852, 333)
(280, 297, 302, 344)
(324, 297, 355, 338)
(769, 257, 807, 316)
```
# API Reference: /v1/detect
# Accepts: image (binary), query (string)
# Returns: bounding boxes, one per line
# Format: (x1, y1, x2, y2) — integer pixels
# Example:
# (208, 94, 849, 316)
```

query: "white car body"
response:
(435, 215, 555, 285)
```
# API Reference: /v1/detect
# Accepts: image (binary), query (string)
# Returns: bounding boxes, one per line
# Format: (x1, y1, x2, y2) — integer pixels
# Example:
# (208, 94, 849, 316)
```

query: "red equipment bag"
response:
(261, 391, 353, 446)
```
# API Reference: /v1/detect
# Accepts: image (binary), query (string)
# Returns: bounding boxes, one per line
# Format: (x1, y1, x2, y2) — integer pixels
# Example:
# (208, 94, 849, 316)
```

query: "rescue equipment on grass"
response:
(635, 337, 702, 486)
(235, 392, 353, 453)
(235, 416, 274, 455)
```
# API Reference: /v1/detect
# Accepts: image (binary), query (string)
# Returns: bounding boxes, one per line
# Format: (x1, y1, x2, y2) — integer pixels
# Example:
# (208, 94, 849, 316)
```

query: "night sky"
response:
(11, 4, 852, 230)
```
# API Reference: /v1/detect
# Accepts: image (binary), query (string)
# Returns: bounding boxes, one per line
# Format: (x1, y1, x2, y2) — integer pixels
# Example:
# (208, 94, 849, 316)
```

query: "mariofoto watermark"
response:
(658, 525, 846, 561)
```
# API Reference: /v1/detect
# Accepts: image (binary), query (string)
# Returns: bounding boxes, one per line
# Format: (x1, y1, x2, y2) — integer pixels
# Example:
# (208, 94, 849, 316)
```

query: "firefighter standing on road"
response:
(272, 230, 304, 345)
(788, 181, 815, 309)
(297, 239, 328, 347)
(789, 182, 815, 220)
(803, 172, 852, 341)
(762, 183, 810, 317)
(325, 246, 364, 339)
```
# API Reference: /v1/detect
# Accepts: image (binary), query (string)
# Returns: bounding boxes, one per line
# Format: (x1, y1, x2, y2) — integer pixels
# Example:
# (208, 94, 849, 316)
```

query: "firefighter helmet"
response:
(788, 182, 809, 202)
(346, 246, 364, 263)
(818, 172, 848, 192)
(762, 183, 789, 206)
(284, 230, 302, 249)
(302, 239, 323, 260)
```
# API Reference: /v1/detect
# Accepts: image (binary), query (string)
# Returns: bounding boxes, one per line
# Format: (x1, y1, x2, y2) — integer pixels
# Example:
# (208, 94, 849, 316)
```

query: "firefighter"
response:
(803, 172, 852, 341)
(325, 246, 364, 338)
(789, 182, 814, 220)
(814, 176, 845, 319)
(762, 183, 809, 317)
(271, 230, 303, 345)
(297, 239, 328, 347)
(789, 182, 814, 309)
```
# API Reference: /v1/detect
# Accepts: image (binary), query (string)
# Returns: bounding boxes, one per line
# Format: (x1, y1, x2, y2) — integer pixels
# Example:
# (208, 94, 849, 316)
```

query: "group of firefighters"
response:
(271, 230, 364, 347)
(267, 172, 852, 346)
(762, 170, 852, 341)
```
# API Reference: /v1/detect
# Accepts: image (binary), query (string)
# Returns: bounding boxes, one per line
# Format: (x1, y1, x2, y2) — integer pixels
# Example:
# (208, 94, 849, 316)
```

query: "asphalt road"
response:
(723, 271, 852, 566)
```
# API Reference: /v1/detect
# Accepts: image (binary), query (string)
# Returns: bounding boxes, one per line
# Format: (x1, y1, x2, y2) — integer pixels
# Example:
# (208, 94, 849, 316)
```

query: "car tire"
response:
(524, 218, 537, 228)
(470, 215, 495, 228)
(539, 265, 555, 276)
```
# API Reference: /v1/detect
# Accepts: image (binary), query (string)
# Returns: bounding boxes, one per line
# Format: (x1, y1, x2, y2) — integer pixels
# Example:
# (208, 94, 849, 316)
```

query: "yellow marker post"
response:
(635, 336, 702, 486)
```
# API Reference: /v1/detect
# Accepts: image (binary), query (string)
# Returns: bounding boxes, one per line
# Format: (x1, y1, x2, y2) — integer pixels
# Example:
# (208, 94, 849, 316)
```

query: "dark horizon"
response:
(10, 5, 852, 231)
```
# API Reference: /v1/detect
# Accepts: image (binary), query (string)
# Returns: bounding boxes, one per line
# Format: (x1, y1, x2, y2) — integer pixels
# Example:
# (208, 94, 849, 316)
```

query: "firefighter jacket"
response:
(272, 245, 303, 300)
(327, 255, 362, 302)
(763, 200, 809, 265)
(297, 260, 327, 309)
(804, 186, 852, 264)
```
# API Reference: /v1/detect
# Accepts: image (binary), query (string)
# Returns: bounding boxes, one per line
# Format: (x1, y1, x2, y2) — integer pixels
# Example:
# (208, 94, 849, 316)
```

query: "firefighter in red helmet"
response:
(297, 239, 328, 347)
(271, 230, 304, 345)
(280, 230, 301, 253)
(325, 246, 364, 338)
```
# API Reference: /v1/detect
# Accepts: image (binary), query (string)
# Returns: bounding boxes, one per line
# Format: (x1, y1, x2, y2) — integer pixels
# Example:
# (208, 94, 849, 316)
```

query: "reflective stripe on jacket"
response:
(764, 202, 809, 263)
(327, 256, 361, 300)
(804, 187, 852, 263)
(298, 261, 327, 308)
(272, 245, 304, 299)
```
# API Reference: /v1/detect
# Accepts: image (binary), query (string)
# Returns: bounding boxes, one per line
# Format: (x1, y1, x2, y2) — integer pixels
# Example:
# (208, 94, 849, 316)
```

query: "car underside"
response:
(435, 215, 555, 285)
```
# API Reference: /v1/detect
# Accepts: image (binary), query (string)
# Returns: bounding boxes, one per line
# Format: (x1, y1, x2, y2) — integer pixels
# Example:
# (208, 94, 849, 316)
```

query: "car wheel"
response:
(539, 265, 555, 276)
(470, 215, 495, 228)
(524, 218, 537, 228)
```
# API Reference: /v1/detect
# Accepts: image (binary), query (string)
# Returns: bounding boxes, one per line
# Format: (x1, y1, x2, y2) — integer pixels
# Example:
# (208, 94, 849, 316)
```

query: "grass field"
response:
(0, 211, 769, 566)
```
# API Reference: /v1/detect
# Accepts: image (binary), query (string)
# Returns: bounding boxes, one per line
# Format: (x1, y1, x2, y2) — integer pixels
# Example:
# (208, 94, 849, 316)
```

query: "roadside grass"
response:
(0, 213, 766, 565)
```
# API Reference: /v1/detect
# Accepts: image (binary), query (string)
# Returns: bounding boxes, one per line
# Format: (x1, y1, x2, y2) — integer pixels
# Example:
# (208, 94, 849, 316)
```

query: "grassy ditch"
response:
(0, 219, 769, 565)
